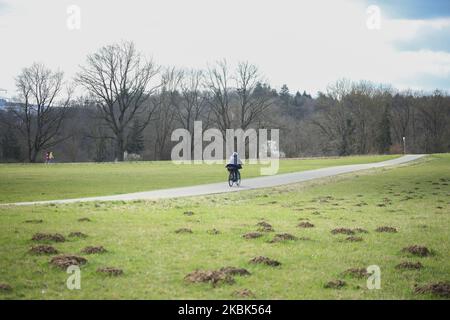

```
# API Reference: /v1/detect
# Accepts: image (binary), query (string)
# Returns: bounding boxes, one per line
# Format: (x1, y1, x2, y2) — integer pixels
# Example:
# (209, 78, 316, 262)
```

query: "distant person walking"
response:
(45, 151, 50, 164)
(49, 151, 54, 164)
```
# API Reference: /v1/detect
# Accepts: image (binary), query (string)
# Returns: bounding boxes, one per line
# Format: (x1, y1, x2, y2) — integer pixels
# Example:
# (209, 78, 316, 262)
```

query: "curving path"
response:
(4, 154, 425, 206)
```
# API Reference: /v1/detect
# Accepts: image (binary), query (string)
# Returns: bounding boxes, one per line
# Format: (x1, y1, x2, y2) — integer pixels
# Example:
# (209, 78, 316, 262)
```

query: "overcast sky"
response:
(0, 0, 449, 97)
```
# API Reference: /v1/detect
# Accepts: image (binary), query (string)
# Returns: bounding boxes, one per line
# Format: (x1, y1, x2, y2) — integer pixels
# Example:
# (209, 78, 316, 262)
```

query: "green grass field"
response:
(0, 154, 449, 299)
(0, 155, 398, 203)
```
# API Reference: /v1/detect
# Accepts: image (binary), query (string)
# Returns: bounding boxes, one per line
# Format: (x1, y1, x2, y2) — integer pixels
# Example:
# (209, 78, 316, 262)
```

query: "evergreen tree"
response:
(377, 106, 392, 153)
(279, 84, 289, 97)
(0, 130, 21, 161)
(254, 82, 264, 95)
(294, 91, 303, 107)
(127, 120, 144, 154)
(302, 90, 312, 99)
(279, 84, 290, 107)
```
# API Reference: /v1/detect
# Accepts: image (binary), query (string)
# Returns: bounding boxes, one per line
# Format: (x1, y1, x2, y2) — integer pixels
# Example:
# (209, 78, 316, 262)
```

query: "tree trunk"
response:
(115, 133, 125, 161)
(28, 145, 33, 163)
(30, 149, 38, 163)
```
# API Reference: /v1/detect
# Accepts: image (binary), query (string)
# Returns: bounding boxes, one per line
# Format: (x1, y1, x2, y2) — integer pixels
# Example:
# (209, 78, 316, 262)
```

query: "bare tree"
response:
(235, 62, 273, 130)
(390, 91, 412, 144)
(312, 80, 356, 155)
(153, 67, 183, 159)
(345, 81, 384, 154)
(76, 41, 159, 161)
(205, 60, 232, 134)
(177, 69, 210, 132)
(11, 63, 71, 162)
(419, 90, 449, 153)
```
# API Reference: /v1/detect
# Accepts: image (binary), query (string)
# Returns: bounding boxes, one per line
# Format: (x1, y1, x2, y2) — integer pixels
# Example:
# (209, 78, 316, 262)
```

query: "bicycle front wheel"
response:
(228, 172, 234, 187)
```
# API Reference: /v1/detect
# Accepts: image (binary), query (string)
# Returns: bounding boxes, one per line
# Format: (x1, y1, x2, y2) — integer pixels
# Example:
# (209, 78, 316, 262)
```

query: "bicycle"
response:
(228, 169, 241, 187)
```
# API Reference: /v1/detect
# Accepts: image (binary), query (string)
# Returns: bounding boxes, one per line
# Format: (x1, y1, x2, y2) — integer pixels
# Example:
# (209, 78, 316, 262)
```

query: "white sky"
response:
(0, 0, 449, 97)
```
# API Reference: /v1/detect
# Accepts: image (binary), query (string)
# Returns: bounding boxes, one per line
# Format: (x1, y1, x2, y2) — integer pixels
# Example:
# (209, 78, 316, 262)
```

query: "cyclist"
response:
(225, 152, 242, 182)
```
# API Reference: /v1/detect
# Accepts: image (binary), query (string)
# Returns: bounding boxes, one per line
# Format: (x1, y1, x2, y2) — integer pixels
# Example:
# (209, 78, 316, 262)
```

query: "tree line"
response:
(0, 41, 449, 163)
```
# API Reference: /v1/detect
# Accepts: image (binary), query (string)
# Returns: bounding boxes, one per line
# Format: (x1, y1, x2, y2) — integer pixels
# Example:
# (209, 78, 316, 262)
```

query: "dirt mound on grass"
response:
(249, 256, 281, 267)
(207, 229, 221, 235)
(376, 226, 398, 233)
(233, 289, 255, 298)
(270, 233, 297, 243)
(331, 228, 355, 235)
(256, 221, 272, 228)
(50, 255, 87, 269)
(175, 228, 193, 234)
(29, 245, 58, 255)
(78, 217, 91, 222)
(69, 232, 88, 238)
(97, 267, 123, 276)
(81, 246, 107, 254)
(402, 245, 431, 257)
(298, 222, 314, 228)
(257, 226, 274, 232)
(185, 270, 235, 286)
(243, 232, 263, 239)
(331, 227, 367, 235)
(24, 219, 43, 224)
(0, 283, 12, 292)
(324, 280, 346, 289)
(185, 266, 250, 287)
(345, 236, 363, 242)
(219, 267, 251, 276)
(396, 261, 423, 270)
(32, 233, 65, 243)
(256, 222, 274, 232)
(341, 268, 368, 278)
(414, 282, 450, 297)
(355, 202, 368, 207)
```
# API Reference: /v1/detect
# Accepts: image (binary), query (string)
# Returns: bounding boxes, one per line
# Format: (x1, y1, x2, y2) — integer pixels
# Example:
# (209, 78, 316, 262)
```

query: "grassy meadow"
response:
(0, 155, 399, 203)
(0, 154, 449, 299)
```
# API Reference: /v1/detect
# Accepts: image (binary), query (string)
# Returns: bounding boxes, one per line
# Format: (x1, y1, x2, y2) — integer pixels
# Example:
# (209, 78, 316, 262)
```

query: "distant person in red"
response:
(45, 151, 50, 164)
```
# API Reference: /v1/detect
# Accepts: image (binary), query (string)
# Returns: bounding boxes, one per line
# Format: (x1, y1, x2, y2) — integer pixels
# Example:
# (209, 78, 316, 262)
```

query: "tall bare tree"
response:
(390, 92, 412, 145)
(153, 67, 183, 159)
(177, 69, 210, 132)
(419, 90, 449, 153)
(235, 62, 273, 130)
(205, 60, 232, 134)
(76, 41, 159, 161)
(312, 80, 356, 155)
(12, 63, 71, 162)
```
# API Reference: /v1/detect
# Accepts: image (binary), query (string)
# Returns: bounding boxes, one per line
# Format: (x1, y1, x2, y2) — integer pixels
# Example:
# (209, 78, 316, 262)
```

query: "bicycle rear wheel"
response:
(236, 171, 241, 187)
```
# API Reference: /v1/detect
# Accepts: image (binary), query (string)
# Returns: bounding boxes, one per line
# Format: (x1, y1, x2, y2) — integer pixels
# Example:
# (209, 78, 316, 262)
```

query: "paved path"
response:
(4, 155, 425, 206)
